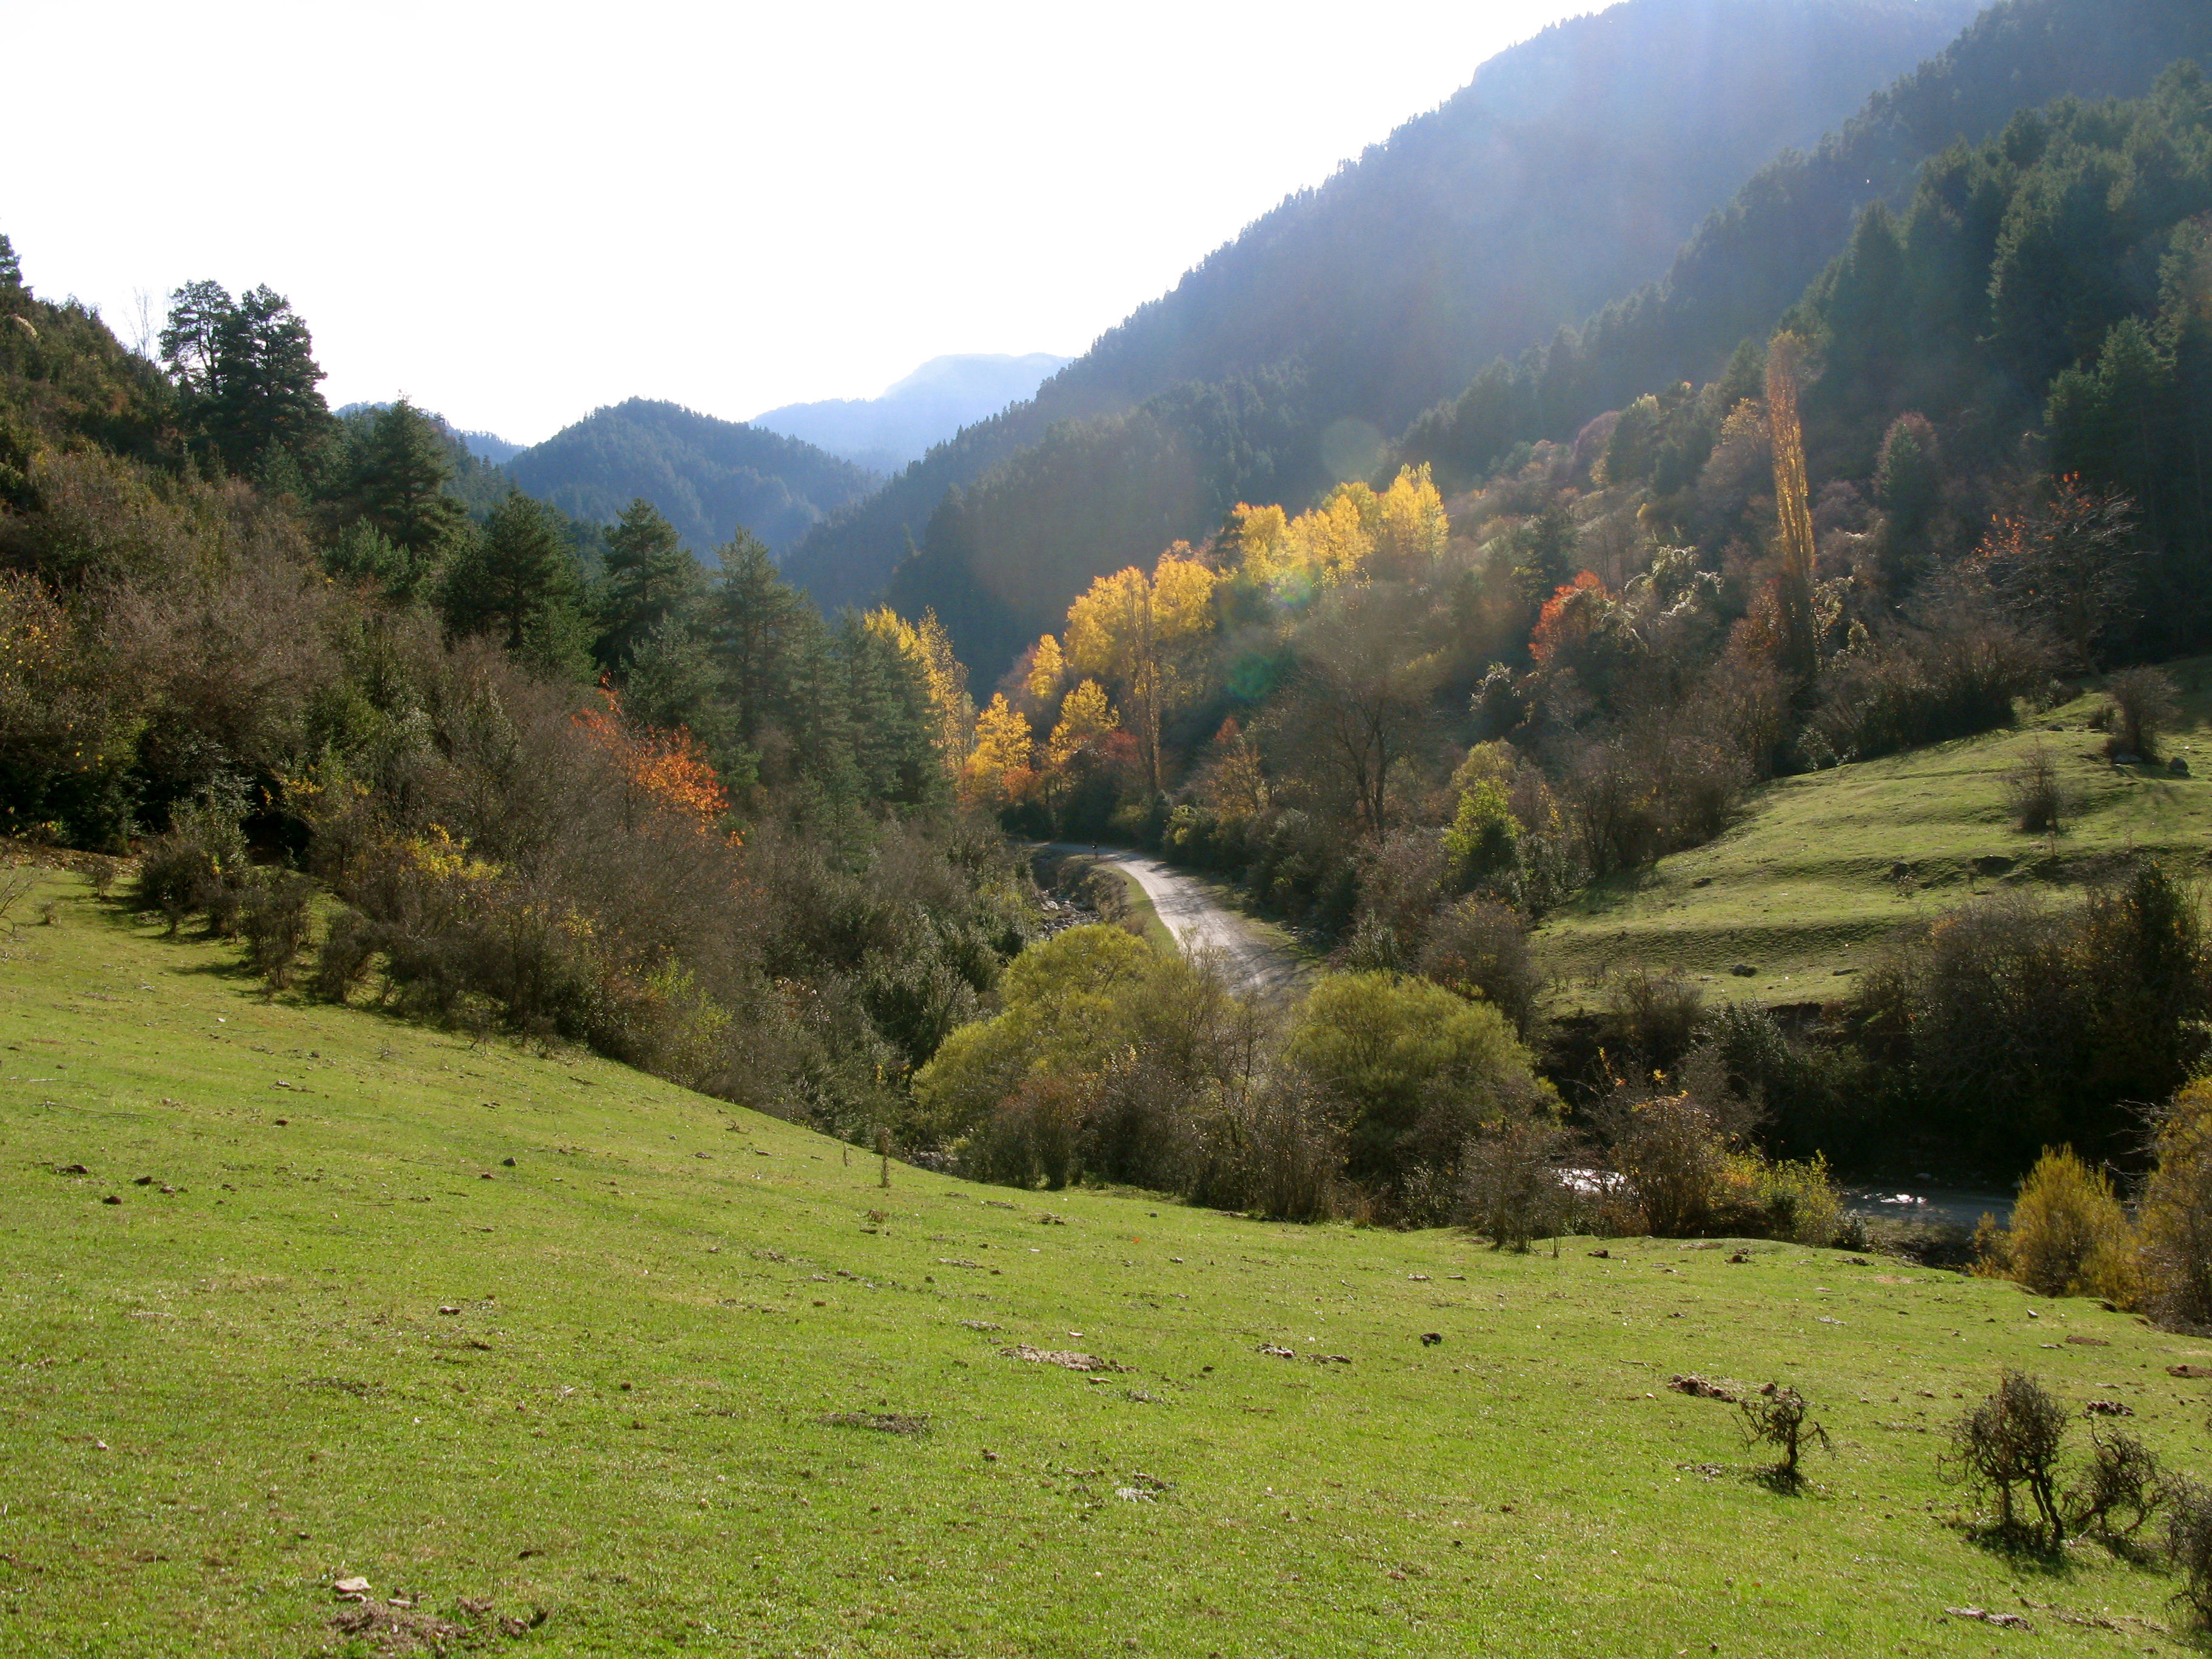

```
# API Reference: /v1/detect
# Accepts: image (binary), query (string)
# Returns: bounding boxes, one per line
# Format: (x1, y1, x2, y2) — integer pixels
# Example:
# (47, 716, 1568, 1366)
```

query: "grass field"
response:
(8, 868, 2212, 1655)
(1537, 668, 2212, 1005)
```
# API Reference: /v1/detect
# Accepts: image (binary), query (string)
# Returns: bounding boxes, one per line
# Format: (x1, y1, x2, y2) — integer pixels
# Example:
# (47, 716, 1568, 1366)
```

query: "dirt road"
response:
(1050, 845, 1306, 997)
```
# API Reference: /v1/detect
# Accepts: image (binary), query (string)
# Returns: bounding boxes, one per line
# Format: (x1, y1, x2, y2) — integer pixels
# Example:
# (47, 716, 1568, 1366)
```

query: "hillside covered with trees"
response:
(802, 0, 2212, 689)
(503, 398, 881, 559)
(783, 0, 1979, 646)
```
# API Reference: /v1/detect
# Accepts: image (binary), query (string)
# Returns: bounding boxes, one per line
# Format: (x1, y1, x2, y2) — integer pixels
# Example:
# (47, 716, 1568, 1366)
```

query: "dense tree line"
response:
(0, 243, 1027, 1138)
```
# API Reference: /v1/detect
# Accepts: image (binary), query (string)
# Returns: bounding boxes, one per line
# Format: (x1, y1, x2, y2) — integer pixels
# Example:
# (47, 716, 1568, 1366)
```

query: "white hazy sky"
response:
(7, 1, 1595, 444)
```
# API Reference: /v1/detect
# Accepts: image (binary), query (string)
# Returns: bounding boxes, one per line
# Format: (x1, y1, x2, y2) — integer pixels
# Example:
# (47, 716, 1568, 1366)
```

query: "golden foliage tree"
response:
(1064, 546, 1216, 793)
(959, 692, 1035, 810)
(1045, 679, 1118, 775)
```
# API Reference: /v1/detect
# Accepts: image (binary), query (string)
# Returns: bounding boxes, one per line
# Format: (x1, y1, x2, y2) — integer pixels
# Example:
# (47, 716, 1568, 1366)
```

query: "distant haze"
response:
(1, 0, 1606, 443)
(751, 354, 1073, 471)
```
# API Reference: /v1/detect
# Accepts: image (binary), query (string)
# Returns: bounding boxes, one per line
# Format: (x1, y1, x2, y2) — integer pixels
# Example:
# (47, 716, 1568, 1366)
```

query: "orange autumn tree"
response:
(575, 680, 733, 837)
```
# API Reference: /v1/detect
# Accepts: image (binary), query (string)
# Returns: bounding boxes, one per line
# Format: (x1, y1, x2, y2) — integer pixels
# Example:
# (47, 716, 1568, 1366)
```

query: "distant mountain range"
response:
(502, 399, 882, 559)
(751, 353, 1072, 472)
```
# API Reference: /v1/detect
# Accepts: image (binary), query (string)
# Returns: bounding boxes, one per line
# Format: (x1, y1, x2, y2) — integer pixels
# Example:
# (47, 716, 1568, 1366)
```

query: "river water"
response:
(1843, 1184, 2014, 1230)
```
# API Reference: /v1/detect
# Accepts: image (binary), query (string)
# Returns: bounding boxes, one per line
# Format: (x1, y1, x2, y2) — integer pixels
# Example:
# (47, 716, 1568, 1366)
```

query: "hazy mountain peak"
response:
(752, 351, 1073, 472)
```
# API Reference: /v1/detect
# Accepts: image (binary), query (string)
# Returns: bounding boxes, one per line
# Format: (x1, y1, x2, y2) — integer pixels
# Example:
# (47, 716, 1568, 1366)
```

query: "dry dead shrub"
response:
(1739, 1384, 1831, 1487)
(2006, 743, 2065, 833)
(2065, 1424, 2168, 1541)
(1943, 1370, 2070, 1547)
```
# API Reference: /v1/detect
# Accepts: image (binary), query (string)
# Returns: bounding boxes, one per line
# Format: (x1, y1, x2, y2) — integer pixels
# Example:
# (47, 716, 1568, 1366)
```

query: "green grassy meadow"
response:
(7, 869, 2212, 1655)
(1537, 669, 2212, 1004)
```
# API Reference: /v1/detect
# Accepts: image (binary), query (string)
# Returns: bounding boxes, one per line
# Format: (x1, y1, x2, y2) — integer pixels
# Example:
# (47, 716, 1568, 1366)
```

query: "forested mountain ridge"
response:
(752, 352, 1072, 473)
(1404, 0, 2212, 484)
(504, 398, 881, 560)
(782, 0, 1978, 655)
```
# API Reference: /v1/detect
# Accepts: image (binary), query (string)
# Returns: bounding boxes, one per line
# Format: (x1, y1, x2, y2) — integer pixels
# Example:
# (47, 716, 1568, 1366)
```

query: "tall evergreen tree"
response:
(597, 498, 705, 668)
(335, 400, 468, 596)
(158, 280, 232, 397)
(0, 233, 20, 289)
(205, 285, 330, 471)
(705, 530, 805, 745)
(441, 491, 586, 668)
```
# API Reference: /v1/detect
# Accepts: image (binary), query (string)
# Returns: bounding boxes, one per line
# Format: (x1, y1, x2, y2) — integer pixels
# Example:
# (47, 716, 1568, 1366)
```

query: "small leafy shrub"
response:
(1981, 1146, 2136, 1302)
(1600, 968, 1705, 1070)
(130, 780, 251, 936)
(2138, 1081, 2212, 1330)
(1943, 1370, 2070, 1547)
(2006, 743, 2065, 833)
(1739, 1384, 1831, 1487)
(1416, 896, 1542, 1037)
(313, 906, 381, 1003)
(238, 870, 315, 989)
(1456, 1108, 1580, 1251)
(2105, 666, 2180, 761)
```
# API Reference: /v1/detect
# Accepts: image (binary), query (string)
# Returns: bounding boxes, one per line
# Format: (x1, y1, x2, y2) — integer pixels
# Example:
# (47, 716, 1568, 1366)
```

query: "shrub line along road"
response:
(1047, 844, 1305, 996)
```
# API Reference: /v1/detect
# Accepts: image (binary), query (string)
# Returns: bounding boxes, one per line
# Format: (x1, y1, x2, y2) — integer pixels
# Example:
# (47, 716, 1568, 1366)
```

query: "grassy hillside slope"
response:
(1537, 670, 2212, 1002)
(5, 870, 2211, 1655)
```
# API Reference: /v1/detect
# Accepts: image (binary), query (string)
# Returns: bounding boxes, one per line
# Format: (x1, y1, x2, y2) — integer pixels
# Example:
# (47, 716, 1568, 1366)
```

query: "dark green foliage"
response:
(327, 400, 469, 597)
(794, 0, 1976, 650)
(596, 498, 704, 668)
(162, 282, 333, 475)
(439, 491, 589, 674)
(0, 234, 19, 288)
(1851, 862, 2212, 1161)
(1407, 0, 2212, 486)
(503, 398, 879, 558)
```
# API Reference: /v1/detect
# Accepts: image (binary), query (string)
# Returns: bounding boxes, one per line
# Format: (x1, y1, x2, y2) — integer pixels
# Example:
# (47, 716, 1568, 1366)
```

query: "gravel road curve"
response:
(1048, 845, 1305, 997)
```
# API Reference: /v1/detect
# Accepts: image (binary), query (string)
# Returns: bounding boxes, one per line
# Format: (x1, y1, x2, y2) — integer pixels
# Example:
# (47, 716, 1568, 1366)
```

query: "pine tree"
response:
(195, 285, 331, 472)
(705, 530, 804, 745)
(598, 498, 704, 668)
(337, 400, 468, 596)
(440, 491, 581, 657)
(0, 233, 21, 289)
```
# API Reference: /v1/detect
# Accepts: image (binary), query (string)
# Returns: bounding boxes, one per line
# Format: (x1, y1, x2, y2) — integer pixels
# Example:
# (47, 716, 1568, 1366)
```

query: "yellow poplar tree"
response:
(1369, 463, 1449, 574)
(1025, 633, 1067, 710)
(959, 692, 1034, 809)
(1064, 546, 1218, 793)
(1046, 679, 1119, 773)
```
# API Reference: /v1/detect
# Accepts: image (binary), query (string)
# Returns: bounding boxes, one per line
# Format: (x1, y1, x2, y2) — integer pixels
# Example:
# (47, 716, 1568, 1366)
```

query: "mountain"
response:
(781, 0, 1979, 666)
(1403, 0, 2212, 483)
(751, 353, 1072, 472)
(458, 428, 523, 465)
(503, 398, 882, 559)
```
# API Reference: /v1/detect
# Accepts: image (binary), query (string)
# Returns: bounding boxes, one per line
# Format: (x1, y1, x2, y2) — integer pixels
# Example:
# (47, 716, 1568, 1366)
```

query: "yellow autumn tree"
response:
(1229, 464, 1449, 597)
(1369, 463, 1449, 575)
(862, 606, 974, 767)
(1064, 545, 1217, 792)
(959, 692, 1035, 809)
(1025, 633, 1068, 710)
(1045, 679, 1119, 774)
